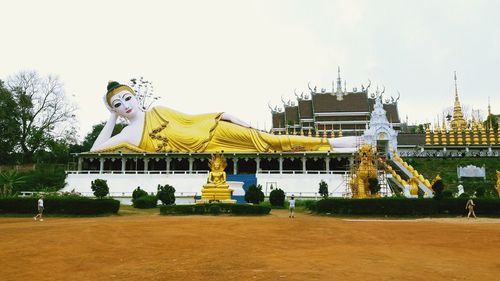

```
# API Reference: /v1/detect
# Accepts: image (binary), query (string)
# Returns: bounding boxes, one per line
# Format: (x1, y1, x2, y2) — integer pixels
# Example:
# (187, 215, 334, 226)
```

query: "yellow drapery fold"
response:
(139, 106, 330, 153)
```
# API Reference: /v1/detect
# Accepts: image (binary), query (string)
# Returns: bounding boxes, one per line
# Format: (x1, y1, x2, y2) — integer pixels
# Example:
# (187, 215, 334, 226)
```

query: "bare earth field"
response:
(1, 210, 500, 281)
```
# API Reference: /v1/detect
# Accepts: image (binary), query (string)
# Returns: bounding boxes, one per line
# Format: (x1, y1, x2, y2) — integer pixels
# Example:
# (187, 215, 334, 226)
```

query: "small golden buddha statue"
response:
(200, 153, 235, 203)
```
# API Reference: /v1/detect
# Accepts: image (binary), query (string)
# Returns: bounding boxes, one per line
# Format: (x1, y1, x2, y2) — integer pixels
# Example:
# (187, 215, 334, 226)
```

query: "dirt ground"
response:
(1, 209, 500, 281)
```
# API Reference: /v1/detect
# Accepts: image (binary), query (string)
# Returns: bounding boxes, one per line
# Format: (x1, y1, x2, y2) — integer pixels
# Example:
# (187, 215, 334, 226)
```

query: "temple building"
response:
(270, 67, 402, 136)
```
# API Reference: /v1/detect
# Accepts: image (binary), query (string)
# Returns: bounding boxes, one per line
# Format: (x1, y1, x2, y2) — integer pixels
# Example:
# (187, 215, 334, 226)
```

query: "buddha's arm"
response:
(91, 114, 118, 151)
(220, 113, 256, 129)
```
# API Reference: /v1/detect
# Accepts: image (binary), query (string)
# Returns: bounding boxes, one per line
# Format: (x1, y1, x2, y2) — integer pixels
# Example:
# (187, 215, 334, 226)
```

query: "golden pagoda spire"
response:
(433, 122, 440, 145)
(338, 124, 343, 137)
(441, 115, 448, 145)
(479, 120, 487, 145)
(322, 124, 327, 142)
(465, 121, 471, 145)
(472, 120, 480, 145)
(488, 98, 496, 144)
(450, 72, 467, 130)
(455, 126, 461, 145)
(331, 124, 335, 138)
(425, 124, 431, 145)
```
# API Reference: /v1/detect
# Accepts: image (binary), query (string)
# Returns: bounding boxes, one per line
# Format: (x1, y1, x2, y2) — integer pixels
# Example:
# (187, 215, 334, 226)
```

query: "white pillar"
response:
(144, 158, 149, 173)
(78, 157, 83, 171)
(325, 157, 330, 172)
(279, 156, 283, 174)
(233, 158, 238, 174)
(99, 158, 105, 174)
(166, 158, 171, 173)
(255, 157, 260, 174)
(302, 156, 306, 173)
(188, 157, 194, 174)
(121, 158, 126, 174)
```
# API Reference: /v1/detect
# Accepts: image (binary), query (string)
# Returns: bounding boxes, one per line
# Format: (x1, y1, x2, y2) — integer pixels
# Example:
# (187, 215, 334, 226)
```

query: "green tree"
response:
(157, 184, 176, 205)
(6, 71, 76, 162)
(91, 179, 109, 199)
(0, 80, 21, 164)
(245, 184, 264, 204)
(318, 180, 329, 198)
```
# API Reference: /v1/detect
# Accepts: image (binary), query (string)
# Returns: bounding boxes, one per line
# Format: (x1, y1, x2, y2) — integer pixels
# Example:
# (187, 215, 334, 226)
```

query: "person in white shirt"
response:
(289, 195, 295, 218)
(34, 195, 44, 221)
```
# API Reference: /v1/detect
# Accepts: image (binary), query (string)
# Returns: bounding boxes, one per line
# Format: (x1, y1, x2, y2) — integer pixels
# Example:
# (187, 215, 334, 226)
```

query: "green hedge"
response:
(160, 203, 271, 215)
(0, 197, 120, 215)
(132, 195, 158, 209)
(311, 198, 500, 216)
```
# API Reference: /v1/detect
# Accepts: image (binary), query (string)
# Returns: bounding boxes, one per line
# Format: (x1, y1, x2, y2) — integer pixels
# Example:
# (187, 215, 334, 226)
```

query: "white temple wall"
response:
(256, 173, 347, 197)
(63, 173, 348, 198)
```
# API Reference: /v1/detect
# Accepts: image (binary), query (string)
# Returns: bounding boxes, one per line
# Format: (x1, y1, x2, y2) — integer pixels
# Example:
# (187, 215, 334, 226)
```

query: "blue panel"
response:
(227, 174, 257, 192)
(227, 174, 257, 203)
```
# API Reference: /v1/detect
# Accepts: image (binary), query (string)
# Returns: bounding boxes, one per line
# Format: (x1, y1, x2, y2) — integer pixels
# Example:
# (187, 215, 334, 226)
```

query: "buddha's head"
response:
(106, 81, 141, 119)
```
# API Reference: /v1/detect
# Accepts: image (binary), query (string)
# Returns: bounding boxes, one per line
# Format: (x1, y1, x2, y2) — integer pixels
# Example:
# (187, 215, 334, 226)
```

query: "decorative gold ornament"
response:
(425, 125, 431, 145)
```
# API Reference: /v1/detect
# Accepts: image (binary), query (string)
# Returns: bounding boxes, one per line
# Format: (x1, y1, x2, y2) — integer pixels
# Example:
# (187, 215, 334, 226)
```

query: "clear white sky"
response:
(1, 0, 499, 139)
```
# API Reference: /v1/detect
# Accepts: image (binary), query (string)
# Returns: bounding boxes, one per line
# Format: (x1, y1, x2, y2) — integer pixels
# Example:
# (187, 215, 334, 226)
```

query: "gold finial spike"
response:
(315, 126, 320, 138)
(293, 125, 296, 136)
(308, 127, 312, 137)
(300, 127, 304, 136)
(338, 124, 343, 137)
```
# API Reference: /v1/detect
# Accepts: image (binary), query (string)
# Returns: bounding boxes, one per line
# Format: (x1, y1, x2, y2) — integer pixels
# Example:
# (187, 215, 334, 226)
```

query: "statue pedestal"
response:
(198, 184, 236, 204)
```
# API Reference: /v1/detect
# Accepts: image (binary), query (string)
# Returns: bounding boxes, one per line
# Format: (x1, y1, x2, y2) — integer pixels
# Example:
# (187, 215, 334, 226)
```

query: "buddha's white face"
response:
(110, 90, 141, 119)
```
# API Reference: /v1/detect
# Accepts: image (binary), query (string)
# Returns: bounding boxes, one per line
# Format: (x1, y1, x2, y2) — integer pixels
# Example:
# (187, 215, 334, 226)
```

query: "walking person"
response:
(466, 197, 476, 219)
(34, 195, 44, 222)
(288, 195, 295, 218)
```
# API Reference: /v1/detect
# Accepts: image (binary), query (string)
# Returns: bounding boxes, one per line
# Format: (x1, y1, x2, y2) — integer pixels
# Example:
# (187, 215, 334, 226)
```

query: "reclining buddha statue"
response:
(90, 81, 360, 153)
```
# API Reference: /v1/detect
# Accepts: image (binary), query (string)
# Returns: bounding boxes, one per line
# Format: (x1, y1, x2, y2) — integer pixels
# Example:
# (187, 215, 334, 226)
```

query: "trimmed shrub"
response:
(91, 179, 109, 199)
(458, 192, 470, 199)
(0, 197, 120, 215)
(318, 180, 329, 198)
(157, 184, 176, 205)
(442, 189, 454, 198)
(475, 187, 485, 198)
(312, 198, 500, 217)
(245, 184, 264, 204)
(432, 179, 444, 200)
(269, 188, 285, 207)
(133, 195, 158, 209)
(160, 203, 271, 215)
(208, 205, 221, 215)
(132, 186, 148, 200)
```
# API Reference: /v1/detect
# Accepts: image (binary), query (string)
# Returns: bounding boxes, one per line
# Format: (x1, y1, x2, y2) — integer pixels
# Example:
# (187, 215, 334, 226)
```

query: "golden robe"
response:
(139, 106, 330, 153)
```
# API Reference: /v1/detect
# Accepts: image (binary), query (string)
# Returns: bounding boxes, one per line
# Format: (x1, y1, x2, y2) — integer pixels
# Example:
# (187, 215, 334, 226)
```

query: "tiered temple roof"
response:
(270, 68, 401, 135)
